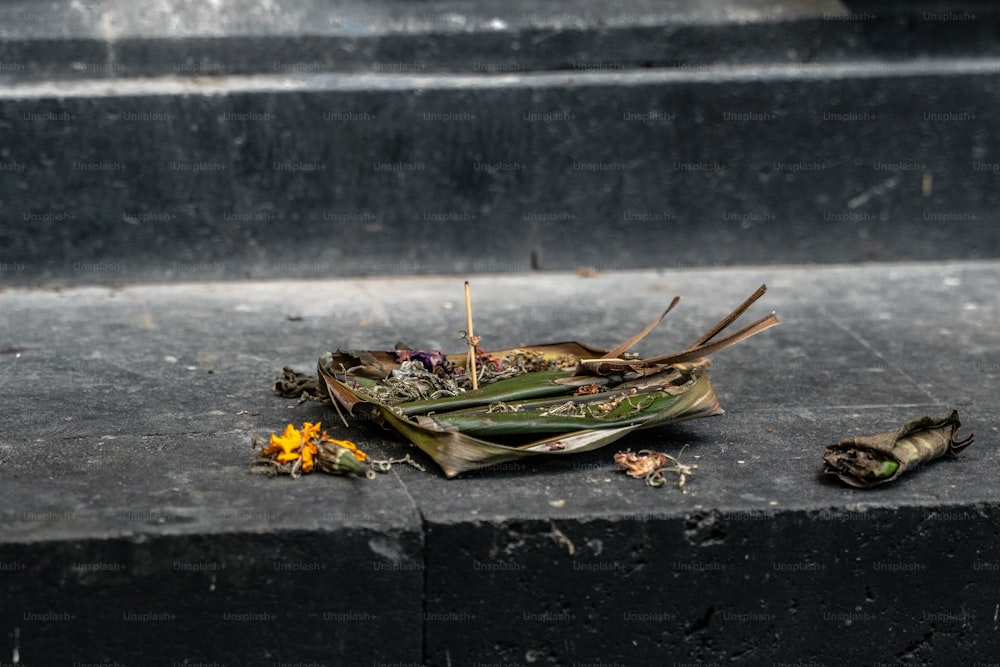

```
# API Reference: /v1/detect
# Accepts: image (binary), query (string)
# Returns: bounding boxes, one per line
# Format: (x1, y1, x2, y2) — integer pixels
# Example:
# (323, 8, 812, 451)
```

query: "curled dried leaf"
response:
(822, 410, 974, 488)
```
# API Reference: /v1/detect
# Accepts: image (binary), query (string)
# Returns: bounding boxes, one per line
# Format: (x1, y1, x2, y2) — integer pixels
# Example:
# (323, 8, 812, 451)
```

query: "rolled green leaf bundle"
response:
(822, 410, 974, 488)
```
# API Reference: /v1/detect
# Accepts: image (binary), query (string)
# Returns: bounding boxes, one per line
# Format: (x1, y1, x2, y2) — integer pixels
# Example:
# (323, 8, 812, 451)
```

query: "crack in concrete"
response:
(822, 311, 939, 405)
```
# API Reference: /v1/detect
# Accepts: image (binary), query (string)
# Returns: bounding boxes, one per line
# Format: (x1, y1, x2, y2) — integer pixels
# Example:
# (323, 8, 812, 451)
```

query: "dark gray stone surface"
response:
(4, 60, 1000, 285)
(2, 263, 998, 663)
(4, 0, 1000, 285)
(0, 282, 426, 663)
(3, 0, 999, 80)
(3, 1, 998, 663)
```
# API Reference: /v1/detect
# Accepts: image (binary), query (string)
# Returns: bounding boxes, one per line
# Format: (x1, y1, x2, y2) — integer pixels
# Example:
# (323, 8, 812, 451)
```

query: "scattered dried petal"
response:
(615, 448, 697, 492)
(614, 449, 671, 479)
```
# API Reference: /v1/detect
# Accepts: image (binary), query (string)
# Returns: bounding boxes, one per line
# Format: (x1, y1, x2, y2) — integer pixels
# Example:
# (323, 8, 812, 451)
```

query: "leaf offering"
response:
(317, 285, 779, 478)
(822, 410, 975, 488)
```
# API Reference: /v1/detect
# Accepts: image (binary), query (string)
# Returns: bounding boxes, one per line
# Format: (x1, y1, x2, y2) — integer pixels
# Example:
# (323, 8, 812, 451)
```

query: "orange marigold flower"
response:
(301, 422, 321, 441)
(300, 440, 318, 472)
(263, 423, 305, 463)
(259, 422, 367, 474)
(298, 422, 322, 472)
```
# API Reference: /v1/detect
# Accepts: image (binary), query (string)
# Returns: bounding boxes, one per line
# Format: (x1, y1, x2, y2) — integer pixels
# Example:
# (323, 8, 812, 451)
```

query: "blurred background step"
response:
(2, 0, 999, 285)
(3, 0, 1000, 79)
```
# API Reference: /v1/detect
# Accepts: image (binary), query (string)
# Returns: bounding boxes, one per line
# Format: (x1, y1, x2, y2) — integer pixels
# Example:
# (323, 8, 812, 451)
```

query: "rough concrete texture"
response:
(2, 263, 998, 663)
(3, 0, 1000, 80)
(4, 0, 1000, 285)
(4, 61, 1000, 285)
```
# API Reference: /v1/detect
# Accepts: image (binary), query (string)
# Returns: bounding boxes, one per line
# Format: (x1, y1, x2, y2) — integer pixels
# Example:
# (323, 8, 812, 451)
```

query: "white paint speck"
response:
(488, 18, 508, 30)
(944, 276, 961, 287)
(164, 355, 178, 363)
(964, 302, 978, 311)
(368, 535, 404, 563)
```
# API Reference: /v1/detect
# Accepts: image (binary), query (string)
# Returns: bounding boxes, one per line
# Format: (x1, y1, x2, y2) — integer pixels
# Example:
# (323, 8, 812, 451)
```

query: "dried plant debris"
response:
(822, 410, 975, 488)
(615, 448, 698, 491)
(316, 285, 778, 478)
(272, 367, 324, 400)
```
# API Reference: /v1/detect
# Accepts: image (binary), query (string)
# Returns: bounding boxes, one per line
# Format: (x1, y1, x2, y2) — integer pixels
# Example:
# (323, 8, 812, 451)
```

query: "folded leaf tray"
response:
(318, 285, 778, 477)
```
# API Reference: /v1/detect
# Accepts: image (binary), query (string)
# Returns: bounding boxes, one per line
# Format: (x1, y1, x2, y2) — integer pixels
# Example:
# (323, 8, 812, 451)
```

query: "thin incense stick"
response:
(465, 281, 478, 391)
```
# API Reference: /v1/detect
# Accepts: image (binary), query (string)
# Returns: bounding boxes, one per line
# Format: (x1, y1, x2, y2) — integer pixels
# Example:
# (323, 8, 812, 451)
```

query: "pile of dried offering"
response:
(316, 284, 778, 478)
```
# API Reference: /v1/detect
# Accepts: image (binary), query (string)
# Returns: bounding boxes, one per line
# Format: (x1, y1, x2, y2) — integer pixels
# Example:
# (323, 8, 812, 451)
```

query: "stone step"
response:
(3, 57, 1000, 285)
(2, 0, 998, 80)
(1, 263, 997, 663)
(3, 1, 1000, 284)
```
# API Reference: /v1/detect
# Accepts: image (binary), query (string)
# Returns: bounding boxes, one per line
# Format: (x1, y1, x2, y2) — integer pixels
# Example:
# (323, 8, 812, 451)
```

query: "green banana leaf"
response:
(316, 285, 779, 477)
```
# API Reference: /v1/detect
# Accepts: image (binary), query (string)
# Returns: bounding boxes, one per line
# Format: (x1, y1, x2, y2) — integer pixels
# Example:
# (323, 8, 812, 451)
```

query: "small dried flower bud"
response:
(315, 441, 371, 477)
